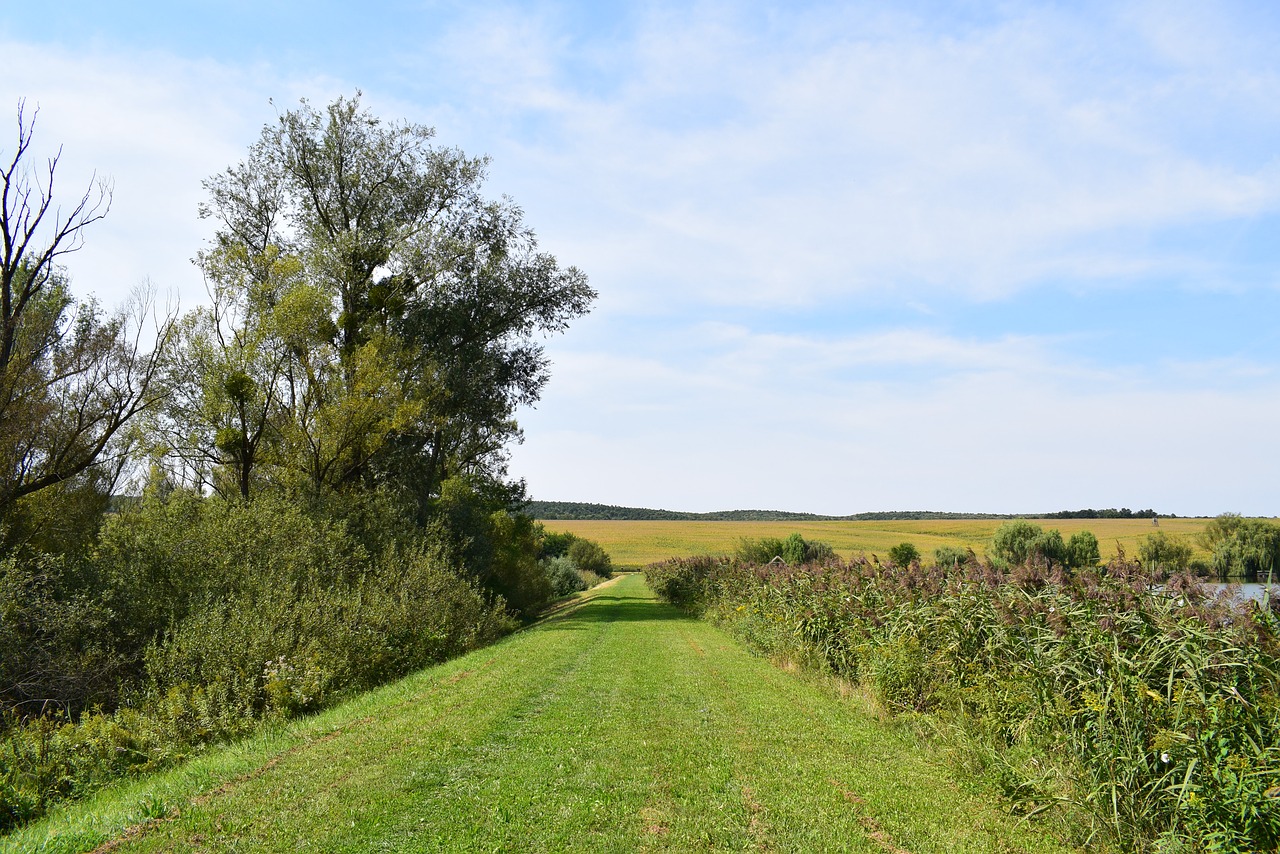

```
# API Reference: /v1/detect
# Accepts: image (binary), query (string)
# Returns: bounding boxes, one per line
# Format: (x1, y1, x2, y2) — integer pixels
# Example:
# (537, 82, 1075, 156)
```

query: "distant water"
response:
(1202, 581, 1276, 604)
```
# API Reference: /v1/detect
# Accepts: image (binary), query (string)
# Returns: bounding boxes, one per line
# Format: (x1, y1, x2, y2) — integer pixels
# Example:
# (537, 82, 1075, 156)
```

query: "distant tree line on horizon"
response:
(527, 500, 1182, 522)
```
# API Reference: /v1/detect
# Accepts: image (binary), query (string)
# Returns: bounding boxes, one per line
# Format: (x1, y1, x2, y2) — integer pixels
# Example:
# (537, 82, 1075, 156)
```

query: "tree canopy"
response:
(155, 93, 595, 506)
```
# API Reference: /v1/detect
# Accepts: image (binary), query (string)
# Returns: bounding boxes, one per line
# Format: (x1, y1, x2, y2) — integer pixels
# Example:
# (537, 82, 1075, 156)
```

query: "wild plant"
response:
(647, 552, 1280, 852)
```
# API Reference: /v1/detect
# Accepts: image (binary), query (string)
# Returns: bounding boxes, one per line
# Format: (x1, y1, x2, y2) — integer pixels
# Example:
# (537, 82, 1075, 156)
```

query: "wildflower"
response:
(1161, 752, 1171, 764)
(1096, 667, 1103, 676)
(1176, 598, 1185, 607)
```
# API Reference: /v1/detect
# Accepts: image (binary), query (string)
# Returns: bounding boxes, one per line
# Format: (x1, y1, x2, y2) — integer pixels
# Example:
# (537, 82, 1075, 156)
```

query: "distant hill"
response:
(525, 501, 1176, 522)
(524, 501, 826, 521)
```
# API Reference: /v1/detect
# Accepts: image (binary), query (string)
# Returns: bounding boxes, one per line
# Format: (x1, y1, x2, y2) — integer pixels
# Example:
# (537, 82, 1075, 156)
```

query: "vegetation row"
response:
(0, 93, 611, 834)
(529, 500, 1174, 522)
(646, 521, 1280, 853)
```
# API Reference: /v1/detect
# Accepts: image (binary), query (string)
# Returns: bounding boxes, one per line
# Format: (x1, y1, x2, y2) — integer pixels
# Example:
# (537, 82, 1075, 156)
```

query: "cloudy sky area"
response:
(2, 1, 1278, 516)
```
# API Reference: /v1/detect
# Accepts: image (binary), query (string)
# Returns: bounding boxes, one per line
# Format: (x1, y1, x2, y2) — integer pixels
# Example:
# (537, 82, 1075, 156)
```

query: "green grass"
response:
(541, 517, 1213, 567)
(6, 574, 1071, 853)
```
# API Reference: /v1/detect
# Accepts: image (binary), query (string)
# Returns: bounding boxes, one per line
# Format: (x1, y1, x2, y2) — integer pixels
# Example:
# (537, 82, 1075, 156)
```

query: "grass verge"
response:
(5, 574, 1071, 853)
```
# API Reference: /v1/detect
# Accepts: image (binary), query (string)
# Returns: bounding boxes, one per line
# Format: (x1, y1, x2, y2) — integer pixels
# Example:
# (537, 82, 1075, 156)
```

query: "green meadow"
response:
(5, 575, 1067, 853)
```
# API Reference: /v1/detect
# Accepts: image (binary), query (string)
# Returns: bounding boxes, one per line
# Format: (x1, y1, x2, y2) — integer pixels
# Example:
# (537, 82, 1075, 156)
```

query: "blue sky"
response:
(3, 1, 1278, 515)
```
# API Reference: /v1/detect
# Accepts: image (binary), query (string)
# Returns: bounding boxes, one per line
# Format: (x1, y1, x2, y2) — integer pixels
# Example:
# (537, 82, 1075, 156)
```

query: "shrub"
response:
(887, 542, 920, 567)
(1, 490, 519, 832)
(991, 520, 1097, 568)
(1139, 531, 1193, 573)
(735, 533, 834, 566)
(1198, 515, 1280, 581)
(934, 545, 971, 567)
(568, 538, 613, 579)
(1066, 530, 1100, 568)
(539, 529, 578, 559)
(543, 555, 587, 597)
(0, 553, 125, 717)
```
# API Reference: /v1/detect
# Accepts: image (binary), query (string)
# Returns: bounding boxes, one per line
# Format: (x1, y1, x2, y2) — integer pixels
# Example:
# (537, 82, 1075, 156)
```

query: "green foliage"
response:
(647, 554, 1280, 851)
(542, 556, 587, 597)
(989, 520, 1044, 566)
(644, 556, 722, 616)
(1066, 530, 1100, 568)
(735, 533, 834, 566)
(165, 93, 595, 508)
(933, 545, 972, 567)
(539, 529, 578, 559)
(1139, 530, 1194, 573)
(430, 476, 553, 618)
(887, 542, 920, 567)
(485, 510, 554, 618)
(0, 491, 516, 832)
(0, 105, 175, 530)
(0, 553, 124, 717)
(1198, 514, 1280, 581)
(990, 520, 1098, 569)
(567, 538, 613, 579)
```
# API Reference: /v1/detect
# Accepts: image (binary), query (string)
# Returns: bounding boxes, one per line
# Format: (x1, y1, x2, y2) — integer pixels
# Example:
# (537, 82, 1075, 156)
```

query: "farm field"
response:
(6, 575, 1069, 853)
(540, 517, 1213, 567)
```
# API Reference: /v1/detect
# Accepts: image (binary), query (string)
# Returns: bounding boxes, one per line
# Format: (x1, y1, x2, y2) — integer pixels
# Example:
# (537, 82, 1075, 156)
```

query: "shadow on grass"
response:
(545, 595, 689, 628)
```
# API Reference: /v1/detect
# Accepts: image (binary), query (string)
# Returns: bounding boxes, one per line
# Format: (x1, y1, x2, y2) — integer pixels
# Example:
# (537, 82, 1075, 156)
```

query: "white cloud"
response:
(4, 5, 1278, 517)
(429, 3, 1280, 308)
(513, 327, 1280, 516)
(0, 40, 346, 309)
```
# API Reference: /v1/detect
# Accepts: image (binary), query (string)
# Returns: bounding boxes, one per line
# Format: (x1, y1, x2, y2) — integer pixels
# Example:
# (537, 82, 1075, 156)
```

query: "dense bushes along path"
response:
(6, 575, 1066, 853)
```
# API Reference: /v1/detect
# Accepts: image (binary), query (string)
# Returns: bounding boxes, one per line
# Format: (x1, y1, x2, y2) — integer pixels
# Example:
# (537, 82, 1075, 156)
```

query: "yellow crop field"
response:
(538, 517, 1213, 568)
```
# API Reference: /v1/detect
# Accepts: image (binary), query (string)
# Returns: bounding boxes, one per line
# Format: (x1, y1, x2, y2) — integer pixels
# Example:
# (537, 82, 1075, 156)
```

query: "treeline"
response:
(528, 501, 1174, 522)
(1041, 507, 1168, 519)
(649, 522, 1280, 851)
(0, 95, 604, 831)
(527, 501, 833, 521)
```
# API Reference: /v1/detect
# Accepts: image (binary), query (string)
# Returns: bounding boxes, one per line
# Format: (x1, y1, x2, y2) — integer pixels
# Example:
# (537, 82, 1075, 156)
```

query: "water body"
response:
(1202, 581, 1276, 604)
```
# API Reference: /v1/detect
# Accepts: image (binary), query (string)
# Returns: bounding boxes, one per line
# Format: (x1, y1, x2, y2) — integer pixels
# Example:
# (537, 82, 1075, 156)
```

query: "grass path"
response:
(6, 575, 1069, 853)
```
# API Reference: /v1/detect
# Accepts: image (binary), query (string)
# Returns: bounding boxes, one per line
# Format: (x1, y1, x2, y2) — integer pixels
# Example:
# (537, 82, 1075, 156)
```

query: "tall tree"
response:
(176, 93, 594, 504)
(0, 101, 174, 534)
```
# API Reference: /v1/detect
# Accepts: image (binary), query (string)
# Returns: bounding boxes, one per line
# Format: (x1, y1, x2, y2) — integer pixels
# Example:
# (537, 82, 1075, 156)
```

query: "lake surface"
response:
(1203, 581, 1276, 604)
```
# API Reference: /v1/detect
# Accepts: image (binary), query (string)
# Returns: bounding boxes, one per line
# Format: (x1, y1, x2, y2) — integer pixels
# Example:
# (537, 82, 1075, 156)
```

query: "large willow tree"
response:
(157, 94, 594, 506)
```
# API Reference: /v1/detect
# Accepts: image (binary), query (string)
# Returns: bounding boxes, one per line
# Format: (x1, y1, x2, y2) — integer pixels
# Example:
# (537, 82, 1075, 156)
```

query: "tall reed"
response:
(646, 555, 1280, 852)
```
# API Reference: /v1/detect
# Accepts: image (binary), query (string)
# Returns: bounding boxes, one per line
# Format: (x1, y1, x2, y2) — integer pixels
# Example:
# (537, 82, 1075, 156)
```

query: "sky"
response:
(2, 1, 1278, 516)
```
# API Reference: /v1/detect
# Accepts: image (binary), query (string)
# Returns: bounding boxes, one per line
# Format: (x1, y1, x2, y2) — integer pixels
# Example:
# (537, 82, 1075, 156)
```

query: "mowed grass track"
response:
(542, 518, 1211, 567)
(8, 575, 1068, 853)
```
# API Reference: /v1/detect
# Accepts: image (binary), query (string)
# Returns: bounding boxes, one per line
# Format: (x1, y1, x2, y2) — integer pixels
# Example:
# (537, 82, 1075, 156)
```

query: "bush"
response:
(991, 520, 1098, 569)
(1066, 531, 1100, 568)
(543, 555, 587, 597)
(1, 490, 519, 832)
(887, 542, 920, 567)
(568, 538, 613, 579)
(934, 546, 972, 567)
(1198, 515, 1280, 581)
(430, 477, 554, 617)
(1139, 531, 1193, 573)
(735, 533, 834, 566)
(539, 530, 578, 559)
(0, 553, 125, 717)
